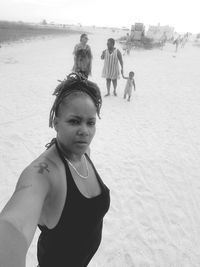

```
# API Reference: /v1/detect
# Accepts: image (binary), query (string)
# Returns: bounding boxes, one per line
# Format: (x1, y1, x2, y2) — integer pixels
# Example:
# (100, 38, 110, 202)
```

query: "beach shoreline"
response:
(0, 20, 87, 46)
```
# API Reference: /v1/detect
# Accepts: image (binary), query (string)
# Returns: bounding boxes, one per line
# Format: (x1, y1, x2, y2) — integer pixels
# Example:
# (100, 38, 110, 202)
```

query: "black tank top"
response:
(37, 143, 110, 267)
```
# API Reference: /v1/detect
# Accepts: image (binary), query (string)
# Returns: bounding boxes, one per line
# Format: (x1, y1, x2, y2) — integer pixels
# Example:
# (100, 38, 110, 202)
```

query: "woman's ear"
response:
(53, 117, 59, 132)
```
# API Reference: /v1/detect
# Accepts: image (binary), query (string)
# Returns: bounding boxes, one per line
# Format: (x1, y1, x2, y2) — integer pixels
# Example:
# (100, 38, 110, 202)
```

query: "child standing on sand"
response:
(122, 71, 136, 101)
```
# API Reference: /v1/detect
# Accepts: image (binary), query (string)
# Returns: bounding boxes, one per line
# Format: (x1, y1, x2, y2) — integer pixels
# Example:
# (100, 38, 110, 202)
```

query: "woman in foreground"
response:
(0, 72, 110, 267)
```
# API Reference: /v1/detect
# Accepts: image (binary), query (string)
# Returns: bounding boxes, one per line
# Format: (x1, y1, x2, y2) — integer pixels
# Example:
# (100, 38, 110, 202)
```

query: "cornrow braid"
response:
(49, 72, 102, 128)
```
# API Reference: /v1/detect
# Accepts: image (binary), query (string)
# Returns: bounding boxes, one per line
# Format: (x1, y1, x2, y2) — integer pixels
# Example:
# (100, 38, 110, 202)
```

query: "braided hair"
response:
(49, 72, 102, 128)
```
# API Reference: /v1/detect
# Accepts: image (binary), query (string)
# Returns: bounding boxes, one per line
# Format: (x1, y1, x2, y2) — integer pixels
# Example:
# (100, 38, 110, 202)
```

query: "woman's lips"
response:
(75, 141, 88, 145)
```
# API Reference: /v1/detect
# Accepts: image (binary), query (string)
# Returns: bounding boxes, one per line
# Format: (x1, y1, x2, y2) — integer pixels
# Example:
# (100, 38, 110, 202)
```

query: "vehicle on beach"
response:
(118, 23, 175, 50)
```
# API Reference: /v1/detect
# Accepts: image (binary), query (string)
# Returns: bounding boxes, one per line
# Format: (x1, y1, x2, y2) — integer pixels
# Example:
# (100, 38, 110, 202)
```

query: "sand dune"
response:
(0, 28, 200, 266)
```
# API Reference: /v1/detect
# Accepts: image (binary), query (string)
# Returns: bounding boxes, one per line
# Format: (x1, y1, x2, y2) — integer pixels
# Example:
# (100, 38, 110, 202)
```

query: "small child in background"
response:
(122, 71, 136, 101)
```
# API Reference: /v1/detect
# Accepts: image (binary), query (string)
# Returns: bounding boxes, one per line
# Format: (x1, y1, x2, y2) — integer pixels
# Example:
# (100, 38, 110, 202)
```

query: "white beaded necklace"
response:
(64, 155, 89, 179)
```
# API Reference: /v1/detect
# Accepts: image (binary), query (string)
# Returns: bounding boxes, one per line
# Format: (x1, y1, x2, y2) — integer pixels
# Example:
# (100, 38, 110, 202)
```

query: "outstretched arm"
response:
(0, 220, 28, 267)
(0, 162, 50, 267)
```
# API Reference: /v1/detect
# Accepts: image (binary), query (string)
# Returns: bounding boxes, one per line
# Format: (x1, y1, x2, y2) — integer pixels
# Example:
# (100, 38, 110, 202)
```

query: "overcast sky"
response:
(0, 0, 199, 33)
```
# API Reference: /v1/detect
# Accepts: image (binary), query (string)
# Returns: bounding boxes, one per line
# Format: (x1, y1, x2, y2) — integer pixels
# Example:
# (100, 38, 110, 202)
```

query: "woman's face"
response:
(81, 35, 88, 45)
(107, 40, 114, 50)
(55, 95, 96, 157)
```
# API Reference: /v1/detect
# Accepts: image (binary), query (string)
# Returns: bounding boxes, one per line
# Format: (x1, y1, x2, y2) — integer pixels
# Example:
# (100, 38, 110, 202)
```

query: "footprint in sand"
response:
(125, 253, 135, 267)
(4, 57, 18, 64)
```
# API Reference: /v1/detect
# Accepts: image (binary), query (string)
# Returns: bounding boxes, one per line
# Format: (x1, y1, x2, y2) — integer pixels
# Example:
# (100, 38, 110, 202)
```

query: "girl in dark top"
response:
(0, 72, 110, 267)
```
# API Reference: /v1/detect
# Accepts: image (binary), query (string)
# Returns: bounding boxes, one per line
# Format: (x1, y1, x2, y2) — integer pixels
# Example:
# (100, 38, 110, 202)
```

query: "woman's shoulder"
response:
(23, 146, 63, 187)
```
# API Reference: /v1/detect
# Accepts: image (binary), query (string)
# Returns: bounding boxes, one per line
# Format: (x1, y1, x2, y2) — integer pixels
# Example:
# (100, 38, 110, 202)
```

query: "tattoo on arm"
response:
(34, 162, 50, 174)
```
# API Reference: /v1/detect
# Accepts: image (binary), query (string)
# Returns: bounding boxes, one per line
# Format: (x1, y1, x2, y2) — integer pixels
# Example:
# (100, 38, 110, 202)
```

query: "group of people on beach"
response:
(0, 33, 121, 267)
(72, 33, 136, 101)
(173, 32, 189, 53)
(0, 32, 136, 267)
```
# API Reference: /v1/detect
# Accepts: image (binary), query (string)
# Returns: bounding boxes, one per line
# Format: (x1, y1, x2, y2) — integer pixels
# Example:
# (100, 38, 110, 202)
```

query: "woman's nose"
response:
(77, 124, 89, 136)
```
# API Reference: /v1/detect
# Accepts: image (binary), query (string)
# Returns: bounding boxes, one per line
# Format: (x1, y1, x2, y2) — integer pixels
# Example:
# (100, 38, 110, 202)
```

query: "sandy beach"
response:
(1, 27, 200, 266)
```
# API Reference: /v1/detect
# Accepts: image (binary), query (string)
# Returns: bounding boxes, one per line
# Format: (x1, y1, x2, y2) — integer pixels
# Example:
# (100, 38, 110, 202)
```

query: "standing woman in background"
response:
(101, 38, 123, 97)
(72, 33, 93, 78)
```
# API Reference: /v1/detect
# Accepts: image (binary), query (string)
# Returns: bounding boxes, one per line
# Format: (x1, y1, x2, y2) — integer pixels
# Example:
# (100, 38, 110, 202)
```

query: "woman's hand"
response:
(101, 50, 106, 59)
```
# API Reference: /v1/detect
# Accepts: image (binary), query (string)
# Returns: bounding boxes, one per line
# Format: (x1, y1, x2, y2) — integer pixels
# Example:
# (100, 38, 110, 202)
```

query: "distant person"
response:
(160, 32, 167, 50)
(72, 33, 92, 78)
(101, 38, 123, 96)
(123, 33, 132, 55)
(173, 35, 181, 52)
(0, 72, 110, 267)
(122, 71, 136, 101)
(181, 33, 189, 48)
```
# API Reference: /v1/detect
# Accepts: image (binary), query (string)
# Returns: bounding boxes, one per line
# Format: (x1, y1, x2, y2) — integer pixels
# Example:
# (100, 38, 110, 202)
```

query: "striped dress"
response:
(102, 49, 120, 79)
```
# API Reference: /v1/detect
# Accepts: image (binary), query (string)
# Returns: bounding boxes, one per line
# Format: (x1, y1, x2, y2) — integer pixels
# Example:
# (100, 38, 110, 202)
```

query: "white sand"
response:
(0, 28, 200, 266)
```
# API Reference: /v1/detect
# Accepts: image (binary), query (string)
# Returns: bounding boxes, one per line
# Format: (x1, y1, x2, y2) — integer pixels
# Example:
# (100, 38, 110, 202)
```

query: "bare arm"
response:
(0, 161, 51, 266)
(133, 79, 136, 91)
(0, 220, 27, 267)
(73, 44, 78, 64)
(73, 44, 78, 55)
(117, 49, 123, 74)
(101, 50, 106, 59)
(87, 45, 93, 59)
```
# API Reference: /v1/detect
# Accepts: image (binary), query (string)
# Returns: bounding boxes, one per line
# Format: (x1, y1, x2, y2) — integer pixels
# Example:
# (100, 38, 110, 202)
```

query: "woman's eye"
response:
(88, 121, 96, 126)
(69, 119, 79, 125)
